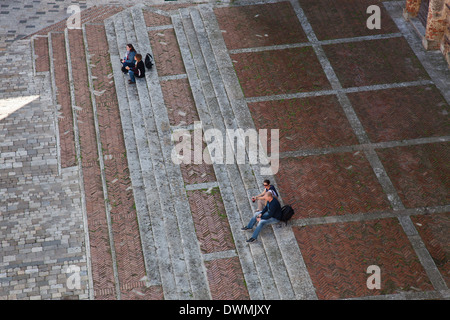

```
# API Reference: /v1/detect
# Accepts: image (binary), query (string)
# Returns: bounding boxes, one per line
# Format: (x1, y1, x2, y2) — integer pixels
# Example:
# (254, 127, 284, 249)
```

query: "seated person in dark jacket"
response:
(242, 191, 282, 243)
(125, 54, 145, 84)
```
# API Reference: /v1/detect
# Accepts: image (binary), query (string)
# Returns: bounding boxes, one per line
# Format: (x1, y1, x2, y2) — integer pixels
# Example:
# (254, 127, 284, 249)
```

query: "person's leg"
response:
(256, 198, 266, 211)
(128, 70, 135, 83)
(250, 217, 279, 240)
(245, 211, 262, 229)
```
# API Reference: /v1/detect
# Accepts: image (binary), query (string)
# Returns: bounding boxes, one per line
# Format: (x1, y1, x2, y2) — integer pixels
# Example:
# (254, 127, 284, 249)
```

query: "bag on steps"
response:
(280, 205, 295, 225)
(145, 53, 153, 69)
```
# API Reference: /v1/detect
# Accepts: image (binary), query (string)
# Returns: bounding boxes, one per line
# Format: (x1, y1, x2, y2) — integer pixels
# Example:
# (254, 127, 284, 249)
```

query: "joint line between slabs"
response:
(228, 33, 403, 55)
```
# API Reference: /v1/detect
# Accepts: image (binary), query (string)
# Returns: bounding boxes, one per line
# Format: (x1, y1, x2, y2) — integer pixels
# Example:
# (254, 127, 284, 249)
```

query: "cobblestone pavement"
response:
(0, 0, 449, 300)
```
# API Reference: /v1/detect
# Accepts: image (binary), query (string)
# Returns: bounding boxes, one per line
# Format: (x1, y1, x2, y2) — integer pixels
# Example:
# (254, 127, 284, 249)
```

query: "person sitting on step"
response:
(120, 44, 136, 73)
(242, 191, 282, 243)
(125, 53, 145, 84)
(251, 179, 279, 213)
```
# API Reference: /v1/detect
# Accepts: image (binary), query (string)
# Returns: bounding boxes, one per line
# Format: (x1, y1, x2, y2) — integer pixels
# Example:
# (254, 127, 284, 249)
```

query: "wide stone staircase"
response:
(29, 1, 317, 300)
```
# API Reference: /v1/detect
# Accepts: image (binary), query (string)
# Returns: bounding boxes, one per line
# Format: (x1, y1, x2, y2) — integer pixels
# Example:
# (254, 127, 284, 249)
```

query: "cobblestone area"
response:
(0, 34, 88, 299)
(1, 0, 449, 301)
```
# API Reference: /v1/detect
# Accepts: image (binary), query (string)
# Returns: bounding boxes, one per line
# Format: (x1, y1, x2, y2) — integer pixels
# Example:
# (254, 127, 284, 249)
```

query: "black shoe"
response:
(128, 80, 136, 84)
(246, 237, 256, 243)
(241, 226, 251, 231)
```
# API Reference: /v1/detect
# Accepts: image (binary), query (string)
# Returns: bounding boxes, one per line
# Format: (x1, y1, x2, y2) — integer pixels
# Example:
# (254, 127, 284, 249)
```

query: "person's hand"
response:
(125, 66, 130, 70)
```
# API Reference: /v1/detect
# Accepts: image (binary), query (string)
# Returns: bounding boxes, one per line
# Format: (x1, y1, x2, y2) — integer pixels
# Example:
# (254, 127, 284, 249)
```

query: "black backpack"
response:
(280, 205, 295, 225)
(145, 53, 153, 69)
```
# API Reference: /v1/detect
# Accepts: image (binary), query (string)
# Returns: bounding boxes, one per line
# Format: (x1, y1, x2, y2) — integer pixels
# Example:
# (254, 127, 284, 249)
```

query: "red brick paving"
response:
(34, 37, 50, 72)
(214, 1, 308, 50)
(231, 47, 331, 97)
(276, 153, 392, 218)
(224, 1, 448, 300)
(160, 78, 199, 127)
(68, 28, 117, 300)
(348, 85, 450, 143)
(187, 188, 235, 254)
(293, 218, 434, 299)
(50, 32, 77, 168)
(248, 96, 359, 152)
(183, 169, 249, 299)
(323, 37, 430, 87)
(298, 0, 399, 40)
(29, 2, 449, 300)
(205, 257, 250, 300)
(148, 28, 186, 77)
(85, 24, 163, 300)
(178, 135, 217, 185)
(411, 213, 450, 287)
(181, 160, 217, 185)
(377, 143, 450, 208)
(143, 10, 171, 27)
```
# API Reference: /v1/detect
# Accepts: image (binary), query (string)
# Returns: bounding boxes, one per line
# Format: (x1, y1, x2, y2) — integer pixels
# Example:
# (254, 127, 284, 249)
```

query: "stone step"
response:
(82, 22, 164, 299)
(175, 7, 286, 300)
(47, 32, 78, 171)
(195, 4, 318, 300)
(64, 27, 120, 300)
(128, 5, 211, 300)
(114, 10, 191, 300)
(104, 16, 177, 299)
(188, 6, 298, 299)
(105, 7, 211, 300)
(175, 4, 319, 300)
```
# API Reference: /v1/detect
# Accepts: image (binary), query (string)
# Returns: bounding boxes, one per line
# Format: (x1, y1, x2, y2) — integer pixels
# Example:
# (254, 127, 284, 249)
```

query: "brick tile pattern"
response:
(298, 0, 399, 40)
(148, 28, 186, 77)
(152, 21, 250, 297)
(214, 1, 307, 50)
(178, 136, 217, 185)
(143, 10, 171, 27)
(323, 37, 430, 87)
(231, 47, 331, 97)
(34, 37, 50, 72)
(85, 24, 163, 300)
(411, 213, 450, 287)
(68, 28, 116, 300)
(160, 78, 199, 127)
(187, 188, 235, 254)
(181, 161, 217, 185)
(248, 96, 359, 152)
(276, 154, 391, 218)
(293, 219, 434, 299)
(205, 257, 251, 300)
(377, 143, 450, 208)
(348, 85, 450, 143)
(50, 32, 77, 168)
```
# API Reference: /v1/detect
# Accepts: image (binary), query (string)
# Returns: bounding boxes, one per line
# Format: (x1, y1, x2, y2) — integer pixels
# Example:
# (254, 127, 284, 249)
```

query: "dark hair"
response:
(135, 54, 142, 61)
(263, 179, 270, 185)
(127, 44, 136, 52)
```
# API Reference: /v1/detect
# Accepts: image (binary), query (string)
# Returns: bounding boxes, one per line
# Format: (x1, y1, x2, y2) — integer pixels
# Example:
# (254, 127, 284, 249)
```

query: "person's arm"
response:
(252, 189, 266, 201)
(125, 51, 136, 64)
(258, 203, 269, 218)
